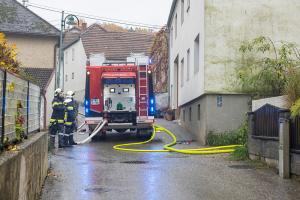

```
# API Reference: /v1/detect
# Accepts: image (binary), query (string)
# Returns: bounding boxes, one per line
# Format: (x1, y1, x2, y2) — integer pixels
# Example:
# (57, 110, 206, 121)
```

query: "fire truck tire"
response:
(137, 129, 152, 139)
(117, 129, 128, 134)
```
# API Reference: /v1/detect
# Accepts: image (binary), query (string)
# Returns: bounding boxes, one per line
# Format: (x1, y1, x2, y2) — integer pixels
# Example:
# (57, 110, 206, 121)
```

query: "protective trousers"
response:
(49, 120, 65, 148)
(65, 123, 76, 145)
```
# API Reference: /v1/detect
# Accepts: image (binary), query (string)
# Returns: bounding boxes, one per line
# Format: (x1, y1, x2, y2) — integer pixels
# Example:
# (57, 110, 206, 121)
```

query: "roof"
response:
(0, 0, 60, 37)
(21, 67, 54, 90)
(63, 27, 81, 49)
(167, 0, 178, 27)
(81, 24, 154, 60)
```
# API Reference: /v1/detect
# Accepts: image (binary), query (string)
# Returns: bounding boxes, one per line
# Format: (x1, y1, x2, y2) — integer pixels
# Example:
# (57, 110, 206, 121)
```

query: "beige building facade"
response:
(7, 34, 58, 69)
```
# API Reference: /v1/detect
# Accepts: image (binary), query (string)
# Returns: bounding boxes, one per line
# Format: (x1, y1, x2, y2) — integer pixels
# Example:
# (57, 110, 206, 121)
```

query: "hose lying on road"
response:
(113, 124, 242, 155)
(77, 120, 108, 144)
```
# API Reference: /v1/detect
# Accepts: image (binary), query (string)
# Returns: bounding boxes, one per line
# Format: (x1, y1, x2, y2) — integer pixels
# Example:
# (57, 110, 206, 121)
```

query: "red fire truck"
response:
(84, 63, 155, 136)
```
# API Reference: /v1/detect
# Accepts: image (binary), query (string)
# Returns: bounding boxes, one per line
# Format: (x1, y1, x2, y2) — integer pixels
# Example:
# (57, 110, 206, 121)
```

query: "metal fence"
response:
(0, 69, 41, 148)
(291, 116, 300, 151)
(252, 104, 280, 139)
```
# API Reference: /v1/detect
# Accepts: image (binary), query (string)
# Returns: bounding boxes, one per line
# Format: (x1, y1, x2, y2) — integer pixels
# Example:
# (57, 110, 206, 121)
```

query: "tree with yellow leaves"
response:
(0, 32, 20, 73)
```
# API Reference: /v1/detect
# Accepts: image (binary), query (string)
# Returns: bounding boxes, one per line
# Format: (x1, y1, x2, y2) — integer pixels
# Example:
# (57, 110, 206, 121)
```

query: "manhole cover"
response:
(121, 160, 148, 164)
(165, 155, 189, 159)
(228, 165, 254, 170)
(85, 187, 110, 194)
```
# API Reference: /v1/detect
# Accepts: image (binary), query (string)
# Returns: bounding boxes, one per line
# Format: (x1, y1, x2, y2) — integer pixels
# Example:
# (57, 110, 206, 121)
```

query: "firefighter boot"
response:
(64, 134, 72, 147)
(58, 133, 65, 148)
(69, 133, 77, 145)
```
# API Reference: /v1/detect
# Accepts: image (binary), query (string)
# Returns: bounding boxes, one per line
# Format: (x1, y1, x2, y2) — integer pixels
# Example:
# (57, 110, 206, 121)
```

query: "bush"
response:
(230, 145, 248, 161)
(206, 123, 249, 160)
(206, 123, 248, 146)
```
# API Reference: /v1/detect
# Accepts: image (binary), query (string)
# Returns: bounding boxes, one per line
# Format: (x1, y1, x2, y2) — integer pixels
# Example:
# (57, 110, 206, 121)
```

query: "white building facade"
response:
(169, 0, 205, 109)
(63, 39, 87, 103)
(168, 0, 300, 144)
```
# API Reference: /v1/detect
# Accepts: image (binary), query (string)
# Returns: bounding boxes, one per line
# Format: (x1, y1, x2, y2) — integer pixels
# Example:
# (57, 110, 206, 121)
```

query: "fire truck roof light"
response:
(150, 99, 154, 105)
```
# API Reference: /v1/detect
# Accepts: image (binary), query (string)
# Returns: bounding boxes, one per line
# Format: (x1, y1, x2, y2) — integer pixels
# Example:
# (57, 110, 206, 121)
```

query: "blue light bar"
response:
(150, 99, 154, 105)
(85, 100, 89, 106)
(85, 108, 89, 114)
(150, 107, 154, 112)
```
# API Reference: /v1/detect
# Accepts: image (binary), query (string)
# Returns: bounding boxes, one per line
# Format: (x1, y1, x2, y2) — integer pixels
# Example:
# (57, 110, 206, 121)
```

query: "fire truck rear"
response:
(84, 63, 155, 136)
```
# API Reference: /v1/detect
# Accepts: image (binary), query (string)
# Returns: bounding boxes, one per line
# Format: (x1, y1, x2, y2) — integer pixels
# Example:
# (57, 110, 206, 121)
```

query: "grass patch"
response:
(206, 123, 248, 146)
(207, 122, 249, 160)
(230, 145, 248, 161)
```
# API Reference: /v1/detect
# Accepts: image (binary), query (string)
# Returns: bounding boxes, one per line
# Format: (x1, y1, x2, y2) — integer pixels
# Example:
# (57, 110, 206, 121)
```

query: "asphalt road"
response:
(41, 119, 300, 200)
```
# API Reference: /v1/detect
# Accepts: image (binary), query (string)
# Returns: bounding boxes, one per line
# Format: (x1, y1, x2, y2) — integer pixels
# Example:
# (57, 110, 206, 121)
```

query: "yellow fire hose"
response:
(113, 124, 242, 155)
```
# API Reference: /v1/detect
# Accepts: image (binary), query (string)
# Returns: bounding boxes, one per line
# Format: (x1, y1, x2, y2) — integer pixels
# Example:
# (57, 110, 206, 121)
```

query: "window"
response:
(175, 14, 178, 38)
(189, 107, 192, 121)
(72, 72, 74, 79)
(181, 0, 184, 24)
(109, 88, 115, 93)
(65, 74, 68, 82)
(65, 51, 68, 64)
(194, 34, 200, 74)
(187, 0, 190, 12)
(198, 104, 200, 120)
(183, 109, 185, 122)
(181, 58, 184, 87)
(72, 48, 75, 61)
(187, 49, 190, 81)
(217, 95, 223, 107)
(170, 26, 174, 48)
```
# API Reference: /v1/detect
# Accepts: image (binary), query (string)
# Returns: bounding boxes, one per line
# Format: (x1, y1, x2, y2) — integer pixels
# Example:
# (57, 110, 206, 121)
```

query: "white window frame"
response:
(175, 14, 178, 39)
(194, 34, 200, 74)
(65, 51, 68, 65)
(72, 48, 75, 61)
(170, 26, 174, 48)
(187, 0, 190, 12)
(181, 0, 184, 25)
(181, 58, 184, 87)
(187, 49, 190, 81)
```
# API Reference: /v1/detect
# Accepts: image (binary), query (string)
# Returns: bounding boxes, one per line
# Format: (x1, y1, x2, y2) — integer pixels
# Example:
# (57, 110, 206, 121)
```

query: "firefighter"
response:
(49, 88, 65, 149)
(64, 91, 78, 146)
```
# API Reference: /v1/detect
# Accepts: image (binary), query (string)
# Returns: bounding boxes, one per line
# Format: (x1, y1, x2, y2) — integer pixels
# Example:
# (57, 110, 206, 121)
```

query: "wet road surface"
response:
(41, 119, 300, 200)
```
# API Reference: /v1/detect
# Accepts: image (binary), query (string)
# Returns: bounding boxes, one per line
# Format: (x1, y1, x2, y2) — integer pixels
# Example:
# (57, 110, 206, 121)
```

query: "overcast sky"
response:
(19, 0, 173, 30)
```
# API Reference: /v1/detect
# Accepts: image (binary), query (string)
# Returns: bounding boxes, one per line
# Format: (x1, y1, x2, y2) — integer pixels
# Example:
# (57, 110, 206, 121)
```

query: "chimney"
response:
(82, 22, 87, 31)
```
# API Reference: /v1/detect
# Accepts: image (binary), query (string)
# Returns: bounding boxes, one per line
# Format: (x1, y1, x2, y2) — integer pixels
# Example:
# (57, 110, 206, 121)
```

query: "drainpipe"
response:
(167, 27, 171, 109)
(54, 43, 59, 90)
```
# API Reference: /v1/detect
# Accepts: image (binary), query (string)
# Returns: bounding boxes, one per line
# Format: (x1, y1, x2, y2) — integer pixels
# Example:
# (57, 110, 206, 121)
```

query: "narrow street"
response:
(41, 119, 300, 200)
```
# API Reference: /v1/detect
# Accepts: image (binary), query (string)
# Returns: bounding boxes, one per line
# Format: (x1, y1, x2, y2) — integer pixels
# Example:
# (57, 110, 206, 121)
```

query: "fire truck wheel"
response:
(136, 129, 152, 139)
(117, 129, 128, 134)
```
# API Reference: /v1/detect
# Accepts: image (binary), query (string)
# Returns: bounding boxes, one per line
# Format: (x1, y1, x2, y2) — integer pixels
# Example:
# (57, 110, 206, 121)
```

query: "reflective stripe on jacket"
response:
(51, 96, 65, 121)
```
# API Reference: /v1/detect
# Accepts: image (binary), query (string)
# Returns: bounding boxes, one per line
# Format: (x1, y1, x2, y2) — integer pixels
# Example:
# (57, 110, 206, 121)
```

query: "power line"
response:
(28, 1, 162, 28)
(27, 2, 164, 30)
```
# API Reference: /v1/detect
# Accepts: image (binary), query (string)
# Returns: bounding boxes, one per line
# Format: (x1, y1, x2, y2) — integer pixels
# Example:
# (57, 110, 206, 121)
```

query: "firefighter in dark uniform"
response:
(49, 88, 65, 148)
(64, 91, 78, 146)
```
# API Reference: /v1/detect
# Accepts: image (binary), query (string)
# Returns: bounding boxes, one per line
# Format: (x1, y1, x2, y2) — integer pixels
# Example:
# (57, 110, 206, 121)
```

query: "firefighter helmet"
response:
(54, 88, 63, 96)
(66, 91, 75, 98)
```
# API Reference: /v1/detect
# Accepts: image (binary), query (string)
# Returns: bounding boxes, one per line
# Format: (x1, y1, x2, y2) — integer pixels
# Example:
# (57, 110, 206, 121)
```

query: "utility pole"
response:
(57, 11, 64, 90)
